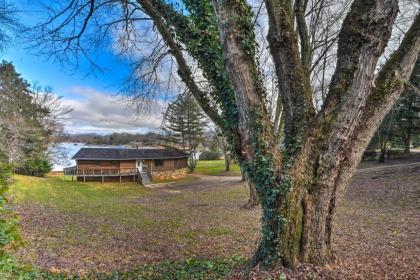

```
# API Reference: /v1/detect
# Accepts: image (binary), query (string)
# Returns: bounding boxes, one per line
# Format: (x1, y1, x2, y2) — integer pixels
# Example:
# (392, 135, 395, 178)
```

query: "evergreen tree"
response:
(162, 92, 207, 172)
(393, 59, 420, 153)
(369, 58, 420, 161)
(0, 61, 69, 176)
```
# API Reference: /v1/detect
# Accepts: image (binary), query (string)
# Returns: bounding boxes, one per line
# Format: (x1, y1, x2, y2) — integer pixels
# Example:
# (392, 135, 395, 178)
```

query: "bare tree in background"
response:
(29, 0, 419, 267)
(0, 0, 20, 52)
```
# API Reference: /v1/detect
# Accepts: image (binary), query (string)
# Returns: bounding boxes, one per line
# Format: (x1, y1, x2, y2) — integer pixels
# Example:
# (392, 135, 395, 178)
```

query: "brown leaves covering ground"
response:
(232, 163, 420, 280)
(10, 175, 261, 274)
(9, 161, 420, 279)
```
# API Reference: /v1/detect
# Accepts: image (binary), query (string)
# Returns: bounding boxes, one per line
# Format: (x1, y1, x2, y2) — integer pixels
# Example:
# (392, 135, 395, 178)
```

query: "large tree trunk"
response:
(251, 0, 403, 266)
(278, 9, 419, 266)
(142, 0, 419, 268)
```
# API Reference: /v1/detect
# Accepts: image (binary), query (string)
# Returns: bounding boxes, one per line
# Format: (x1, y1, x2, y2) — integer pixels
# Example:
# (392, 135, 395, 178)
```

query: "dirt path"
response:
(356, 161, 420, 173)
(147, 175, 242, 192)
(147, 160, 420, 193)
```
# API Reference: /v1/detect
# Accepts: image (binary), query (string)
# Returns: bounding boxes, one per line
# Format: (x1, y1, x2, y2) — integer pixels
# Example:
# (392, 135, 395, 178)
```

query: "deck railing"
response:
(63, 166, 137, 176)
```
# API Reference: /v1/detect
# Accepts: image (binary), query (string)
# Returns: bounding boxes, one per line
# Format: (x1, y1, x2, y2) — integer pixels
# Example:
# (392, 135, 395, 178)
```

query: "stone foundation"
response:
(152, 168, 188, 180)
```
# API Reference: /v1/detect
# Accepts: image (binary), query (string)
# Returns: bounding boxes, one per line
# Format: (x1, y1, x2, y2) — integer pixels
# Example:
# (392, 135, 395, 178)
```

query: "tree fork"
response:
(279, 6, 419, 267)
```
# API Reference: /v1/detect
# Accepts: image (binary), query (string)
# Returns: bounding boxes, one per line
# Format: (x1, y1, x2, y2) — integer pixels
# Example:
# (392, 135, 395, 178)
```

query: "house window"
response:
(154, 159, 164, 166)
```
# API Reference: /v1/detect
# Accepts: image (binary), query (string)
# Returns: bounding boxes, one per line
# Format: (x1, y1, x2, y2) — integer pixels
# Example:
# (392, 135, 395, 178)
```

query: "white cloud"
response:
(60, 87, 165, 134)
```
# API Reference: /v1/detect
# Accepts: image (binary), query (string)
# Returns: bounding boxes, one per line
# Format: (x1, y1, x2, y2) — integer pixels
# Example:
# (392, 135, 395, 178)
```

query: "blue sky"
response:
(4, 0, 165, 134)
(4, 46, 129, 97)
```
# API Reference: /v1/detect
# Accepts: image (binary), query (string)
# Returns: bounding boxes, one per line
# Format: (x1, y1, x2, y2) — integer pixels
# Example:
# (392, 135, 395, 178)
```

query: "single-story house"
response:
(64, 147, 189, 184)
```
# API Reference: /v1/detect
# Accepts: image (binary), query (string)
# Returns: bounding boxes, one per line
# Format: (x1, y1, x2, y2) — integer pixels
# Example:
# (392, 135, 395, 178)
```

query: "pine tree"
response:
(162, 92, 207, 172)
(369, 58, 420, 161)
(0, 61, 67, 176)
(393, 59, 420, 153)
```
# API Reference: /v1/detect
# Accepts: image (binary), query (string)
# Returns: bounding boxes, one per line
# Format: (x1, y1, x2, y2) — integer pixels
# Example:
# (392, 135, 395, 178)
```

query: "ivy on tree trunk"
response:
(142, 0, 420, 266)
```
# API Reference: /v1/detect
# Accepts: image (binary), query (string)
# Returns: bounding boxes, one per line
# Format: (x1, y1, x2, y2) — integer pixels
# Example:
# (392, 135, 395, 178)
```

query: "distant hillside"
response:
(59, 132, 167, 146)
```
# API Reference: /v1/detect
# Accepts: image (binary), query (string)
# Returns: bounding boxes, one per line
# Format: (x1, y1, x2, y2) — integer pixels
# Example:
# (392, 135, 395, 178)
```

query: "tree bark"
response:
(224, 153, 231, 171)
(209, 0, 420, 267)
(245, 180, 258, 209)
(264, 0, 315, 154)
(142, 0, 419, 268)
(279, 8, 419, 266)
(242, 171, 259, 209)
(244, 0, 400, 266)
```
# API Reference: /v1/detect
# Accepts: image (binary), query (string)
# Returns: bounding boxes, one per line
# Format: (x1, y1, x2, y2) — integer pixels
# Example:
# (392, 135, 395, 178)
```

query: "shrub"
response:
(0, 162, 11, 187)
(199, 151, 221, 160)
(0, 162, 20, 257)
(17, 158, 52, 177)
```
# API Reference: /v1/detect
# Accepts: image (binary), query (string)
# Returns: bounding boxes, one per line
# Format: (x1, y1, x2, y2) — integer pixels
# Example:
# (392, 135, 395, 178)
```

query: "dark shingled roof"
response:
(72, 147, 189, 160)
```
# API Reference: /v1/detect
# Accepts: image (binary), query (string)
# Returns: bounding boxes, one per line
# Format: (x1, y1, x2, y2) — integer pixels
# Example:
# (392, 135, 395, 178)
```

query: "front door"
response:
(136, 160, 143, 172)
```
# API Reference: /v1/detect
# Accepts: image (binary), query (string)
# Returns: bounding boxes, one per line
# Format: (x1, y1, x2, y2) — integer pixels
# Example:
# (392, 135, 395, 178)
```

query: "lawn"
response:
(3, 162, 420, 279)
(6, 174, 259, 275)
(194, 160, 241, 176)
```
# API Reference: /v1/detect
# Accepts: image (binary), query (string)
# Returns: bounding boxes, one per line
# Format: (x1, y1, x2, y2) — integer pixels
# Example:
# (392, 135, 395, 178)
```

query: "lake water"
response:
(52, 143, 126, 171)
(52, 143, 86, 171)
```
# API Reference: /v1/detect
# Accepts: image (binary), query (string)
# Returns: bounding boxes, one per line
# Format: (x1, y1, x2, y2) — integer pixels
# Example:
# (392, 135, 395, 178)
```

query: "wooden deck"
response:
(63, 166, 139, 183)
(63, 166, 153, 184)
(64, 166, 137, 176)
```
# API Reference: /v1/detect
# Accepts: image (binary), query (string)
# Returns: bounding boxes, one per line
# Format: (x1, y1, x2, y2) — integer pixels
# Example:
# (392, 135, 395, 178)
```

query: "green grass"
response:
(1, 255, 245, 280)
(10, 174, 150, 218)
(5, 174, 260, 277)
(194, 160, 241, 176)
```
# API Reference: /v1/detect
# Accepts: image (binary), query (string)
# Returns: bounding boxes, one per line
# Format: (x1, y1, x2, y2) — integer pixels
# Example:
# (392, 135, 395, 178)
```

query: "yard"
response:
(3, 160, 420, 279)
(194, 160, 241, 176)
(6, 174, 259, 276)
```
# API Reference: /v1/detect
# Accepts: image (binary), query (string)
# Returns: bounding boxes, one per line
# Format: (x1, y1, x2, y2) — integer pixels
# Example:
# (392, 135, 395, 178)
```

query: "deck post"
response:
(101, 170, 104, 183)
(83, 169, 86, 182)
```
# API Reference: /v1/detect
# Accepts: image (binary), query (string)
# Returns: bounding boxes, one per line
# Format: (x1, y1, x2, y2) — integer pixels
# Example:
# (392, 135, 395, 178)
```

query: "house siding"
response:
(119, 160, 136, 169)
(76, 158, 187, 173)
(141, 158, 188, 172)
(76, 160, 120, 170)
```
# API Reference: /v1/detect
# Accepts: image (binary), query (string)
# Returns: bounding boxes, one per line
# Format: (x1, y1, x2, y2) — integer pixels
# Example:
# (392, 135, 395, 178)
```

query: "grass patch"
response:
(10, 175, 150, 221)
(6, 174, 260, 274)
(194, 160, 240, 176)
(1, 256, 245, 280)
